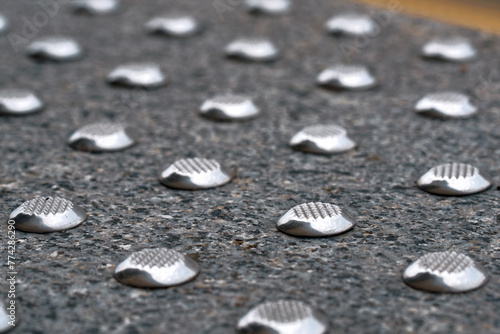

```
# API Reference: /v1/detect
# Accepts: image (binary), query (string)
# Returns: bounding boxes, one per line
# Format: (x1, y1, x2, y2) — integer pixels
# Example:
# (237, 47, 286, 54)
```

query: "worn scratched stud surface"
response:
(8, 197, 87, 233)
(414, 92, 477, 118)
(225, 38, 279, 62)
(417, 162, 492, 195)
(145, 14, 199, 37)
(290, 124, 356, 154)
(68, 122, 135, 153)
(160, 158, 232, 190)
(317, 64, 377, 90)
(200, 95, 260, 121)
(71, 0, 119, 15)
(325, 13, 376, 36)
(26, 36, 83, 62)
(114, 248, 200, 288)
(237, 300, 328, 334)
(107, 63, 167, 89)
(277, 202, 356, 237)
(0, 13, 8, 34)
(422, 36, 476, 62)
(245, 0, 291, 15)
(0, 89, 44, 115)
(403, 251, 488, 293)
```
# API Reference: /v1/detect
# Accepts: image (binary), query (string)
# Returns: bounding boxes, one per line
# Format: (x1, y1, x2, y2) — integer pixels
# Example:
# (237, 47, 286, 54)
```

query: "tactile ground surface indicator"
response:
(0, 1, 499, 333)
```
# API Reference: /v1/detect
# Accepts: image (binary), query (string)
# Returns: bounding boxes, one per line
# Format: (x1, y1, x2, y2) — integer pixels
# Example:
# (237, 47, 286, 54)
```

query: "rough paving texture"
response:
(0, 0, 499, 333)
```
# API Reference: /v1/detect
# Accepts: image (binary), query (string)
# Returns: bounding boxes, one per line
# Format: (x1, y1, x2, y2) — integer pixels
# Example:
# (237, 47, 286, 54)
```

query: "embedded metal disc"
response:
(199, 95, 260, 121)
(414, 92, 477, 118)
(422, 36, 476, 62)
(290, 124, 356, 154)
(237, 300, 329, 334)
(26, 36, 83, 62)
(145, 14, 199, 37)
(0, 89, 44, 115)
(225, 38, 279, 62)
(403, 251, 488, 293)
(0, 13, 9, 34)
(160, 158, 232, 190)
(417, 162, 492, 196)
(317, 64, 376, 90)
(277, 202, 356, 237)
(71, 0, 119, 15)
(107, 63, 167, 89)
(68, 122, 135, 153)
(114, 248, 200, 288)
(9, 196, 87, 233)
(245, 0, 291, 15)
(325, 13, 376, 36)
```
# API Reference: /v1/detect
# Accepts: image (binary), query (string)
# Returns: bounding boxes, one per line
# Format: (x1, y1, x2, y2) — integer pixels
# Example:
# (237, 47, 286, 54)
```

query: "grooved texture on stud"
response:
(19, 197, 73, 216)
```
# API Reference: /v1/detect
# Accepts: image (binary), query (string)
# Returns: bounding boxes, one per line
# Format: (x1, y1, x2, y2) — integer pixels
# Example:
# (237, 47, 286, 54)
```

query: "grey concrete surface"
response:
(0, 0, 499, 333)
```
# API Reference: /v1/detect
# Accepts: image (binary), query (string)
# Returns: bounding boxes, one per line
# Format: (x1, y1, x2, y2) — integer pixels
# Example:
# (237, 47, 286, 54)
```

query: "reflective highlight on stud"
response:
(160, 158, 232, 190)
(72, 0, 119, 15)
(290, 124, 355, 154)
(9, 197, 87, 233)
(245, 0, 291, 15)
(237, 300, 328, 334)
(68, 122, 135, 153)
(325, 13, 376, 36)
(107, 63, 167, 89)
(417, 162, 492, 196)
(403, 251, 488, 293)
(225, 38, 279, 62)
(317, 64, 376, 90)
(114, 248, 200, 288)
(0, 13, 9, 34)
(0, 301, 14, 332)
(145, 15, 199, 37)
(200, 95, 260, 121)
(0, 89, 44, 115)
(27, 36, 83, 62)
(422, 37, 476, 62)
(277, 202, 356, 237)
(415, 92, 477, 118)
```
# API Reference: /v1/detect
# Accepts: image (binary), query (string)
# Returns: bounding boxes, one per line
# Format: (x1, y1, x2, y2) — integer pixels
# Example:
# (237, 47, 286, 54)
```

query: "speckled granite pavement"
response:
(0, 1, 499, 333)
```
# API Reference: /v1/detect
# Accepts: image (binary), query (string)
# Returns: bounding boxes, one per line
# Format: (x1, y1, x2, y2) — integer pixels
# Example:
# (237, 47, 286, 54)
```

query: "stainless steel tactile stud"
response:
(414, 92, 477, 118)
(71, 0, 119, 15)
(114, 248, 200, 288)
(68, 122, 135, 153)
(290, 124, 356, 154)
(417, 162, 492, 196)
(0, 89, 44, 115)
(107, 63, 167, 89)
(325, 13, 376, 36)
(0, 13, 9, 34)
(245, 0, 291, 15)
(8, 196, 87, 233)
(145, 14, 199, 37)
(237, 300, 329, 334)
(160, 158, 233, 190)
(277, 202, 356, 237)
(200, 95, 260, 121)
(422, 36, 476, 62)
(403, 251, 488, 293)
(317, 64, 377, 90)
(225, 38, 279, 62)
(26, 36, 83, 62)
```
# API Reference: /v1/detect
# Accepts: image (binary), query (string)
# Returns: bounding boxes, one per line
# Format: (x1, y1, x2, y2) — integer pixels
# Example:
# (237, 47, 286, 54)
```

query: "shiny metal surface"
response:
(200, 95, 260, 121)
(277, 202, 356, 237)
(9, 196, 87, 233)
(71, 0, 119, 15)
(237, 300, 328, 334)
(0, 13, 8, 34)
(403, 251, 488, 293)
(0, 89, 44, 115)
(160, 158, 233, 190)
(317, 64, 377, 90)
(325, 13, 376, 36)
(417, 162, 492, 196)
(145, 14, 199, 37)
(0, 302, 14, 333)
(68, 122, 135, 153)
(245, 0, 291, 15)
(107, 63, 167, 89)
(422, 36, 476, 62)
(414, 92, 477, 118)
(290, 124, 356, 154)
(114, 248, 200, 288)
(26, 36, 83, 62)
(225, 38, 279, 62)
